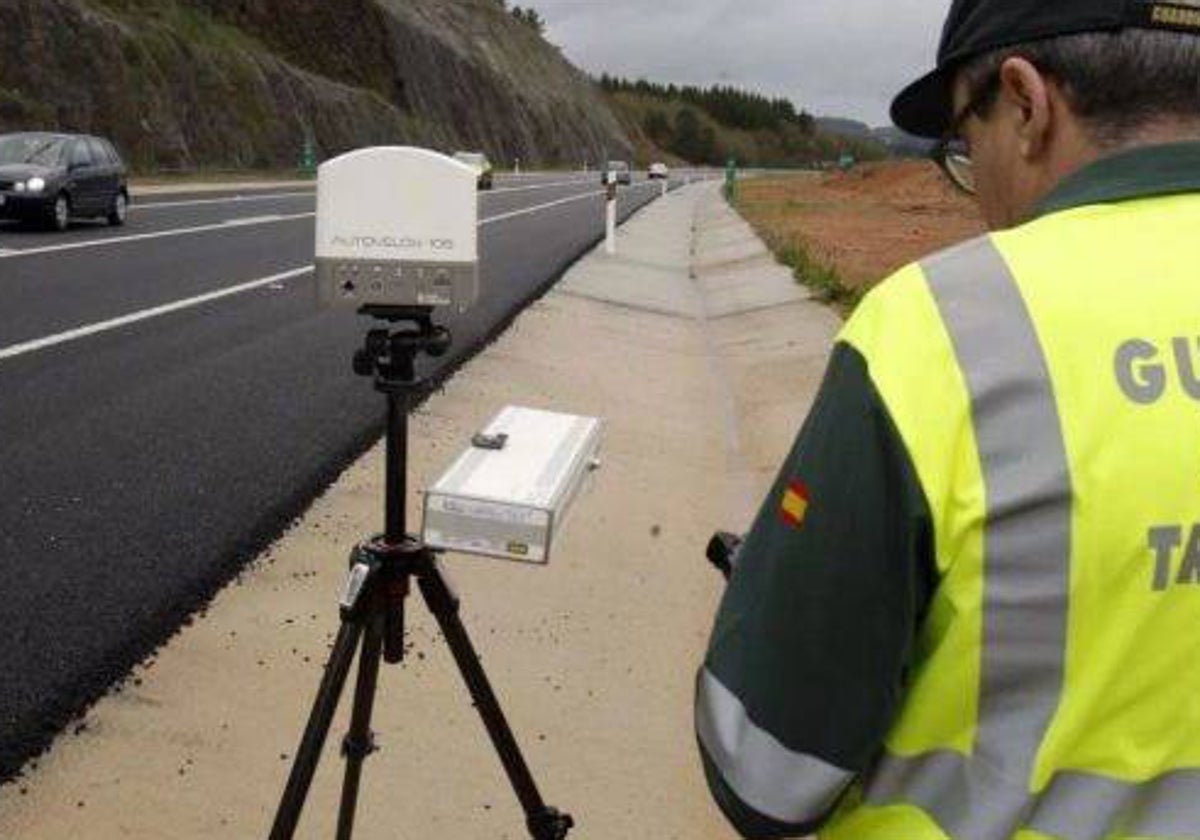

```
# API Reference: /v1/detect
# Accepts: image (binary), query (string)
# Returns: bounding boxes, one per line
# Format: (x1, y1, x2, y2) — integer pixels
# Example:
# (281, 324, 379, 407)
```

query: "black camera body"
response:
(706, 532, 743, 580)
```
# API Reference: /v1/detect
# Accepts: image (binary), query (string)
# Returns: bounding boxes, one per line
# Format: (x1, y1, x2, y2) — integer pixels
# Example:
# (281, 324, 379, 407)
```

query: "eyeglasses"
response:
(932, 73, 1001, 196)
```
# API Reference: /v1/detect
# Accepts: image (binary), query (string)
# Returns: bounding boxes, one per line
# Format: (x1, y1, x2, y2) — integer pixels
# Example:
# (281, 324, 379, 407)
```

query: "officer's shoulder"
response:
(882, 231, 1004, 301)
(840, 232, 998, 354)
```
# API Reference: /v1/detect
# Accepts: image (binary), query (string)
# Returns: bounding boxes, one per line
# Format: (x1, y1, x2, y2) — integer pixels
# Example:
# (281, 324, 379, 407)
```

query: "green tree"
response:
(671, 108, 712, 163)
(643, 109, 671, 146)
(511, 5, 546, 34)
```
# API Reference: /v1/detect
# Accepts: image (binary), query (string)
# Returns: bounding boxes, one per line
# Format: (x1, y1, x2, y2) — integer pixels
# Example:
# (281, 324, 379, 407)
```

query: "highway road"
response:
(0, 171, 690, 779)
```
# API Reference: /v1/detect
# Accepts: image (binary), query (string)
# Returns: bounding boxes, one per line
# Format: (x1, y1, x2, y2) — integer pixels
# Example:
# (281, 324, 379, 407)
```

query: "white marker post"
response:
(605, 172, 618, 255)
(661, 178, 668, 199)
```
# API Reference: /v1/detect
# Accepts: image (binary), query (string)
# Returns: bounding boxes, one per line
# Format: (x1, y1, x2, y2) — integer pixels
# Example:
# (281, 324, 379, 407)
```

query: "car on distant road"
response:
(602, 160, 632, 186)
(648, 162, 669, 180)
(0, 132, 129, 231)
(453, 151, 494, 190)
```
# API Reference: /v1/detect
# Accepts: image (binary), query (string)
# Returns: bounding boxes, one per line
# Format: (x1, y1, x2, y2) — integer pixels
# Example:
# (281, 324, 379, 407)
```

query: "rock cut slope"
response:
(0, 0, 632, 170)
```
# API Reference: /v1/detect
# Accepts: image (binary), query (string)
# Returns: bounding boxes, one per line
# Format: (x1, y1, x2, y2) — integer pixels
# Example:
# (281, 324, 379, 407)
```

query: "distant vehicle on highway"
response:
(0, 132, 129, 231)
(648, 162, 669, 180)
(603, 160, 633, 186)
(453, 151, 494, 190)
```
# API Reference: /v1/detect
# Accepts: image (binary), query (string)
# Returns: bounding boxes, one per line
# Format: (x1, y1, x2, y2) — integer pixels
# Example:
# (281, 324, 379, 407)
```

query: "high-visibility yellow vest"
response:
(824, 192, 1200, 839)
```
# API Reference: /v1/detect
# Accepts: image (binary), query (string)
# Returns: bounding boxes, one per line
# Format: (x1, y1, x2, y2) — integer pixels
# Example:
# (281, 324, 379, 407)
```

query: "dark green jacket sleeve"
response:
(695, 341, 936, 838)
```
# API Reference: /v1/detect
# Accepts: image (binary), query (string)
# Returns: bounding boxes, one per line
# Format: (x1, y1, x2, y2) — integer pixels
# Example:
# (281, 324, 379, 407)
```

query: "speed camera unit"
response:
(316, 146, 479, 312)
(422, 406, 602, 564)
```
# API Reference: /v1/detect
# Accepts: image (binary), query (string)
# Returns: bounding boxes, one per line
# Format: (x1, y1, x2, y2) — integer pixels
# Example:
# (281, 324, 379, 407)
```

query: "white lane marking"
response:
(0, 212, 316, 260)
(128, 176, 591, 210)
(223, 214, 286, 227)
(480, 189, 603, 226)
(0, 179, 666, 261)
(481, 179, 661, 226)
(488, 178, 594, 195)
(0, 182, 672, 362)
(132, 191, 315, 211)
(0, 267, 313, 362)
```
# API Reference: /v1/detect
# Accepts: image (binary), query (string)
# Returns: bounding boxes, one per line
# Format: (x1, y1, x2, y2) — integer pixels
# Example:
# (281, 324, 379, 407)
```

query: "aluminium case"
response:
(422, 406, 602, 564)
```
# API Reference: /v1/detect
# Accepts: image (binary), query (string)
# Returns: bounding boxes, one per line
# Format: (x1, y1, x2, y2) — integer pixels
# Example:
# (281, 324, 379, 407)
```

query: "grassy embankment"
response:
(734, 161, 985, 317)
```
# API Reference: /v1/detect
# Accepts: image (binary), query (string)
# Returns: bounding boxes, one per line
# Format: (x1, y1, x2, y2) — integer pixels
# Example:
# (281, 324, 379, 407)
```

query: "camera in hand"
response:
(706, 531, 743, 580)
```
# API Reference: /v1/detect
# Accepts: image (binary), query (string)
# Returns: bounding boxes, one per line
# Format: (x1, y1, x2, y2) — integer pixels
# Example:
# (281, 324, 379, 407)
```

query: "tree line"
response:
(598, 75, 816, 135)
(600, 74, 888, 168)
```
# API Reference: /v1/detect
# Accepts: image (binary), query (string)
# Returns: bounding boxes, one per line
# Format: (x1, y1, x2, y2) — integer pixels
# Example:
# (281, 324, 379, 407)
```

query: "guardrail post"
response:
(604, 174, 617, 256)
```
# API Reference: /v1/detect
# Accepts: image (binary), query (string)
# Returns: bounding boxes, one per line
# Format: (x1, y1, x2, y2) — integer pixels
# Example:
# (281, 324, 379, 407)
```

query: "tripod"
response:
(269, 307, 574, 840)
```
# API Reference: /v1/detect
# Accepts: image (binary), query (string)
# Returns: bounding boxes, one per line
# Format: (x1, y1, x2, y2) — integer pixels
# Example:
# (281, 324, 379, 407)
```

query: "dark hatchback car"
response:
(0, 132, 129, 231)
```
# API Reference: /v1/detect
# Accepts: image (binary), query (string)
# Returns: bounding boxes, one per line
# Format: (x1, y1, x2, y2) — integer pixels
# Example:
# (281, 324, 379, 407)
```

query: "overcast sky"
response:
(531, 0, 949, 126)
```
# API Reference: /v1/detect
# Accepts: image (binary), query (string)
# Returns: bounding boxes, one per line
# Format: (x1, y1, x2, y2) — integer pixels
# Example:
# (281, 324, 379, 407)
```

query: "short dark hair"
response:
(958, 29, 1200, 146)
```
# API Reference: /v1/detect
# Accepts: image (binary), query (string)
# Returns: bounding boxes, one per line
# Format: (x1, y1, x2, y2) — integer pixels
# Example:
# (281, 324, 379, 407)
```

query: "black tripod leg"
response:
(336, 615, 386, 840)
(270, 619, 365, 840)
(417, 558, 574, 840)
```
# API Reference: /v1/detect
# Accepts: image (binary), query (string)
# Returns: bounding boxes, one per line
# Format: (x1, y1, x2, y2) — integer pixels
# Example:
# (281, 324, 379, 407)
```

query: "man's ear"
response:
(997, 57, 1053, 160)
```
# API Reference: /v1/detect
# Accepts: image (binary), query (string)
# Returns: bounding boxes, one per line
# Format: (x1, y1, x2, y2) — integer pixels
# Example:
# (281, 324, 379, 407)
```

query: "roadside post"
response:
(724, 157, 738, 202)
(604, 172, 617, 255)
(300, 135, 317, 179)
(660, 174, 668, 199)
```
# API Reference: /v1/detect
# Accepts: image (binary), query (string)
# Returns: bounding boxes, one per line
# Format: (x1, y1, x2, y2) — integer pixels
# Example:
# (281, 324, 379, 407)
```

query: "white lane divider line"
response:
(132, 191, 316, 211)
(481, 179, 660, 226)
(487, 178, 595, 195)
(0, 212, 316, 260)
(129, 177, 593, 212)
(0, 181, 664, 261)
(223, 214, 286, 227)
(0, 184, 670, 363)
(0, 267, 315, 363)
(481, 189, 604, 225)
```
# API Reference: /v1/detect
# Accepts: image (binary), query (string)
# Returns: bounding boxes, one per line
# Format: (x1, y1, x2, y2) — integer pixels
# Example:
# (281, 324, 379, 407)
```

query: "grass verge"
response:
(732, 183, 862, 317)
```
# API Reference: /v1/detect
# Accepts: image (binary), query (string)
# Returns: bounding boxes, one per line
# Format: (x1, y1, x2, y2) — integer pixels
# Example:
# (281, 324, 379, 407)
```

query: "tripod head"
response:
(352, 305, 453, 388)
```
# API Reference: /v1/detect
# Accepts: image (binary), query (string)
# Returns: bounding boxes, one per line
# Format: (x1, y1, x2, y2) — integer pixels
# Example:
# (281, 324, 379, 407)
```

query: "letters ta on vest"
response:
(1148, 524, 1200, 591)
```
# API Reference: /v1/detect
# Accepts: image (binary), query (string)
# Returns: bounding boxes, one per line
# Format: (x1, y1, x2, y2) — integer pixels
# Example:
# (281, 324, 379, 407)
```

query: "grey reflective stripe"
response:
(1030, 769, 1200, 839)
(866, 237, 1074, 839)
(696, 667, 853, 823)
(927, 238, 1074, 774)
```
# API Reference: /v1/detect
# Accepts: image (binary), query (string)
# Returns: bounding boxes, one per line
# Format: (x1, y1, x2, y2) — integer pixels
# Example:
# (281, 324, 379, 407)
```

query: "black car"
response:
(0, 132, 129, 231)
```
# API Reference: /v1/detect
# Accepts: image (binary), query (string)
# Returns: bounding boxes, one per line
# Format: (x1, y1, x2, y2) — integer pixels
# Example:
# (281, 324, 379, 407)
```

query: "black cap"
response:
(892, 0, 1200, 138)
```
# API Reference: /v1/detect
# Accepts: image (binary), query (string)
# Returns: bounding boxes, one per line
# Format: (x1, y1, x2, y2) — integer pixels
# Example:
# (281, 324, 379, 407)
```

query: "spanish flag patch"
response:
(779, 480, 810, 529)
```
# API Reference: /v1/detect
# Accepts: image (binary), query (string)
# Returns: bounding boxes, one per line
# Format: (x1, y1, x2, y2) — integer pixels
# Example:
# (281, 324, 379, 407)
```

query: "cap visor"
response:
(890, 68, 952, 139)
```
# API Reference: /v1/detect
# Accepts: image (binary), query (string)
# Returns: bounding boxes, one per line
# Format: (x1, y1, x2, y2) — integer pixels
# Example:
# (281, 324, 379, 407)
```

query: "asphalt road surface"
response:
(0, 171, 698, 780)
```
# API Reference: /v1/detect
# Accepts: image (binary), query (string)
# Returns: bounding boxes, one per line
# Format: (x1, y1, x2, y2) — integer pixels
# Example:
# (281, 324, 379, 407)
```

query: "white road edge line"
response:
(0, 181, 671, 362)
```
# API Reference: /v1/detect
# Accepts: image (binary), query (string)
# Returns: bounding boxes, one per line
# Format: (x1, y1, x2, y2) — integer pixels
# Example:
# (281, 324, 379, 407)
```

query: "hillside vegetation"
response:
(0, 0, 631, 171)
(600, 76, 887, 168)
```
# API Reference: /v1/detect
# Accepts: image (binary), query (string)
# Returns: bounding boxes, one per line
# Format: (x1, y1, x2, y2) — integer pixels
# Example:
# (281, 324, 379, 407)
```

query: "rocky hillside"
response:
(0, 0, 632, 171)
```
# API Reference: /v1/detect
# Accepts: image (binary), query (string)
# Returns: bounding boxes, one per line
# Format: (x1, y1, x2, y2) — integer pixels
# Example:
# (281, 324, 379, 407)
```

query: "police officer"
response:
(696, 0, 1200, 837)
